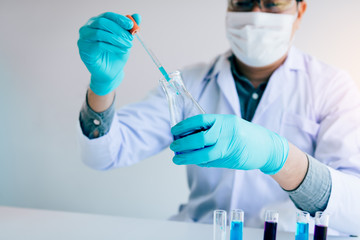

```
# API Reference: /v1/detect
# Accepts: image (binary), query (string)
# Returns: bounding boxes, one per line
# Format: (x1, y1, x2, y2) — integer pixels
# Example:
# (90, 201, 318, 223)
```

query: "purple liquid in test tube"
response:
(313, 211, 329, 240)
(314, 225, 328, 240)
(264, 221, 277, 240)
(263, 210, 279, 240)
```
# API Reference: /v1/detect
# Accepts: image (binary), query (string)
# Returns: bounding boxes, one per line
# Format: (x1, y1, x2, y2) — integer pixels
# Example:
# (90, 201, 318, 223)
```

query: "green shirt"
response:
(229, 55, 268, 122)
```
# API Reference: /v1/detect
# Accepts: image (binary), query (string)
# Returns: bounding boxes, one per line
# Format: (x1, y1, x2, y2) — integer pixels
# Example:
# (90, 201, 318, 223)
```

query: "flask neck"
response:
(159, 71, 205, 127)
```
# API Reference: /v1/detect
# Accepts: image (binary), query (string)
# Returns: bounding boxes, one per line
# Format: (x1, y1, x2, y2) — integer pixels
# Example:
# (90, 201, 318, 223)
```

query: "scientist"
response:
(77, 0, 360, 235)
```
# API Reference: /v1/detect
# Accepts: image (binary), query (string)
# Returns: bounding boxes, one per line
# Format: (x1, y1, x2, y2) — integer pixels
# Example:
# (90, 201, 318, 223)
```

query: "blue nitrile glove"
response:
(170, 114, 289, 175)
(77, 12, 141, 96)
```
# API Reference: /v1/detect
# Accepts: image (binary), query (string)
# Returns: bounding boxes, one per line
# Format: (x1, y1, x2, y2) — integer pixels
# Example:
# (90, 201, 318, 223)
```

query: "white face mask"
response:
(226, 11, 297, 68)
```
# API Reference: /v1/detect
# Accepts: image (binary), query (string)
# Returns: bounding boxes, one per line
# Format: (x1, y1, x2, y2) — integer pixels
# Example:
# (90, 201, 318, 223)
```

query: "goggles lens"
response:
(229, 0, 296, 13)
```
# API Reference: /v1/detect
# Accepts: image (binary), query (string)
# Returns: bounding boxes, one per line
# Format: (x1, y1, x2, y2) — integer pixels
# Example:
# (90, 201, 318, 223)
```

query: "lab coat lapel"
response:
(211, 48, 300, 122)
(251, 47, 302, 124)
(214, 54, 241, 117)
(251, 67, 285, 124)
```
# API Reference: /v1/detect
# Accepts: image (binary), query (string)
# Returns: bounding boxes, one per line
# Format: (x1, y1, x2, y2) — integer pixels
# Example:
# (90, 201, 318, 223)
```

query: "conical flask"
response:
(160, 71, 206, 139)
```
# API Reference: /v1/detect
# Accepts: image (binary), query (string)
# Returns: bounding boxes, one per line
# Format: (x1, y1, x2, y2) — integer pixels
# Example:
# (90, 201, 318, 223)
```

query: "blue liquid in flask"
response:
(295, 222, 309, 240)
(263, 221, 277, 240)
(173, 128, 207, 154)
(173, 128, 205, 140)
(314, 225, 327, 240)
(230, 220, 243, 240)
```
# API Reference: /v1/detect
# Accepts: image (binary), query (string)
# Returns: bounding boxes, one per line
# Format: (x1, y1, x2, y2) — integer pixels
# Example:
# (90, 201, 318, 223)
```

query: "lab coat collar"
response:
(205, 46, 304, 81)
(203, 46, 304, 119)
(203, 50, 232, 82)
(284, 46, 306, 72)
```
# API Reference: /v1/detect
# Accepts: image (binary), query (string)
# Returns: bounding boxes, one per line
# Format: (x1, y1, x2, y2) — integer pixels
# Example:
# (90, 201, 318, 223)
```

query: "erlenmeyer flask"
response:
(160, 71, 206, 139)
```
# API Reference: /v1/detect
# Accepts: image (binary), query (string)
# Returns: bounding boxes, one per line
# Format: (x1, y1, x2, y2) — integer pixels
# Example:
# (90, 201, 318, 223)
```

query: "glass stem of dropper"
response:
(135, 33, 171, 81)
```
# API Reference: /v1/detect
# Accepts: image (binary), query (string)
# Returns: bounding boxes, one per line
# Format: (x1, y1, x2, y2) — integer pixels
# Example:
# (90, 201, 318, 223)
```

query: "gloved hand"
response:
(170, 114, 289, 175)
(77, 12, 141, 96)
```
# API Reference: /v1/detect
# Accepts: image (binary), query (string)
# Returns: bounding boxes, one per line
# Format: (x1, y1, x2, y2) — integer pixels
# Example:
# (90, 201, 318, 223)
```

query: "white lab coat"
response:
(78, 47, 360, 236)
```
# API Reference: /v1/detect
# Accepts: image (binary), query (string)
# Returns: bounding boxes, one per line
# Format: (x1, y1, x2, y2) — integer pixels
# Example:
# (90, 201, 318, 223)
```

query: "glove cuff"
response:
(90, 71, 124, 96)
(261, 134, 289, 175)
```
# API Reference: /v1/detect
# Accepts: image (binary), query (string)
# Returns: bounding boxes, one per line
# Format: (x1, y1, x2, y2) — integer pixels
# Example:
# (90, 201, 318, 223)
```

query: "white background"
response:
(0, 0, 359, 220)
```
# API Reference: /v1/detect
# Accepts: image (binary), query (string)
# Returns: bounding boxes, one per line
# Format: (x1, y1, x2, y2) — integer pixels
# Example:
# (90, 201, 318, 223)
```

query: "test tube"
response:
(296, 211, 310, 240)
(213, 210, 227, 240)
(314, 212, 329, 240)
(263, 210, 279, 240)
(230, 209, 244, 240)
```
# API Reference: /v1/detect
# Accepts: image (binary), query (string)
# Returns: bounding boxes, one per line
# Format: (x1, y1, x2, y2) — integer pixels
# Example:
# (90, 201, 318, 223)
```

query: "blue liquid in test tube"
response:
(296, 211, 310, 240)
(230, 220, 243, 240)
(230, 209, 244, 240)
(296, 222, 309, 240)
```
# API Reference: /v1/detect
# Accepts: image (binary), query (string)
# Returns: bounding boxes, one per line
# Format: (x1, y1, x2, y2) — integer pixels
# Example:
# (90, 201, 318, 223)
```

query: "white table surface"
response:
(0, 206, 358, 240)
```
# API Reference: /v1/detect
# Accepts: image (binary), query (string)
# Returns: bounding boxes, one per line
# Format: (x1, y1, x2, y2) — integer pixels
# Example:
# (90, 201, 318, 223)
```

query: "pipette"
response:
(126, 15, 171, 82)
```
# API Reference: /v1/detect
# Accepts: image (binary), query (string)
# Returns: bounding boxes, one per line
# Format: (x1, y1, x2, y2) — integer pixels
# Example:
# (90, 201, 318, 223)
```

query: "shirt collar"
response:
(228, 54, 268, 91)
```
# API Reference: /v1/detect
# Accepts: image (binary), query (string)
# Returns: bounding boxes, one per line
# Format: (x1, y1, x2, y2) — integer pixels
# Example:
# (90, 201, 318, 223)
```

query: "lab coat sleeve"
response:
(314, 70, 360, 235)
(77, 84, 173, 170)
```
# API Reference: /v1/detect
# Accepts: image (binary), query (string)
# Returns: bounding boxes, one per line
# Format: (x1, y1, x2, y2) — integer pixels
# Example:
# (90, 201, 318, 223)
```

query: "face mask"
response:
(226, 11, 297, 68)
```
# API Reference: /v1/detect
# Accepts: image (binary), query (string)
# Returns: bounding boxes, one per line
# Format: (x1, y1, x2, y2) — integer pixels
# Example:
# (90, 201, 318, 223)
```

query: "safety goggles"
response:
(228, 0, 303, 13)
